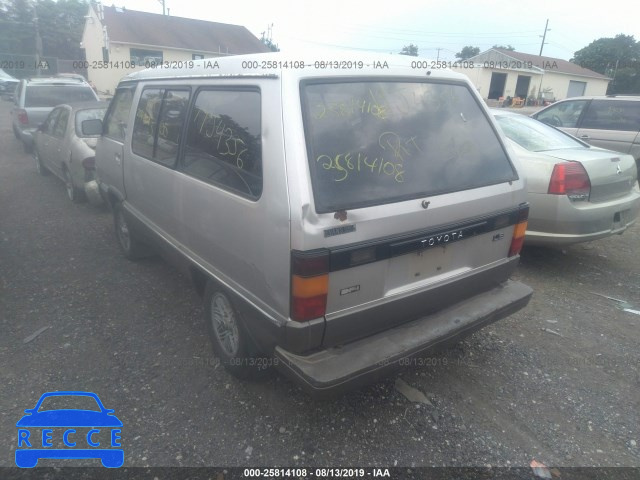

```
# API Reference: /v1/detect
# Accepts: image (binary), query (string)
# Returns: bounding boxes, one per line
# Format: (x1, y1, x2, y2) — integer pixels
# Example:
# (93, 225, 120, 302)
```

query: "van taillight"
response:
(548, 162, 590, 200)
(17, 109, 28, 125)
(291, 250, 330, 322)
(508, 205, 529, 257)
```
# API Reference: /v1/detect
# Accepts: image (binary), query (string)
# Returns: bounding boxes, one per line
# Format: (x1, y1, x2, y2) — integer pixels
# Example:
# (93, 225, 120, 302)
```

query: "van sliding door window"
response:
(301, 80, 517, 213)
(180, 89, 262, 200)
(132, 88, 190, 167)
(580, 100, 640, 131)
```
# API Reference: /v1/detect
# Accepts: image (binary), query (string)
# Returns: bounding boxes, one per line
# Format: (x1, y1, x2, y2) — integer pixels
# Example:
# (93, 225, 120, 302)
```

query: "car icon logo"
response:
(15, 391, 123, 468)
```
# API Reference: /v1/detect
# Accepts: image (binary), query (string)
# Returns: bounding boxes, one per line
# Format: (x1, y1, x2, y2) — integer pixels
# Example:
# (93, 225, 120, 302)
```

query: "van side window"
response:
(132, 88, 163, 160)
(103, 86, 135, 141)
(180, 89, 262, 199)
(132, 88, 190, 167)
(580, 100, 640, 132)
(535, 100, 588, 128)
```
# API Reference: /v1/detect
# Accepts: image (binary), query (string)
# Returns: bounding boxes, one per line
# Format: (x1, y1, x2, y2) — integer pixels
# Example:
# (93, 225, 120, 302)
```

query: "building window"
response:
(130, 48, 163, 67)
(180, 89, 262, 199)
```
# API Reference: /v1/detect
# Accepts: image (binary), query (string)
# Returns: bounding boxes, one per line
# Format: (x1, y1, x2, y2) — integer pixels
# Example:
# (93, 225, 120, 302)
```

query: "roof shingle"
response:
(493, 48, 610, 80)
(101, 5, 270, 55)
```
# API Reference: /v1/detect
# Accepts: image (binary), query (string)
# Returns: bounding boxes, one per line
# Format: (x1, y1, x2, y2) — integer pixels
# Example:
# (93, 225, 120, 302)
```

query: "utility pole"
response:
(539, 19, 550, 56)
(33, 4, 43, 75)
(157, 0, 166, 15)
(436, 48, 442, 61)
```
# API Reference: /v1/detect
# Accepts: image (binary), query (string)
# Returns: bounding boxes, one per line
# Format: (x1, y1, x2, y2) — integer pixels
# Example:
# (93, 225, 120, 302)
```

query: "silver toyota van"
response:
(93, 53, 532, 395)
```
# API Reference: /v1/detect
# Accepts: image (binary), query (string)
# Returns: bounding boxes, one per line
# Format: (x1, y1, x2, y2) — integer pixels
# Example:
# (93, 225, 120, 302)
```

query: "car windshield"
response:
(495, 114, 584, 152)
(25, 85, 97, 107)
(37, 395, 102, 412)
(302, 80, 517, 213)
(75, 107, 107, 137)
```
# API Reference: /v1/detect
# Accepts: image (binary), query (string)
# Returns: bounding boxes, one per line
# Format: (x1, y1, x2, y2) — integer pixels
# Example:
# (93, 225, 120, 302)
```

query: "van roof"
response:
(122, 51, 470, 83)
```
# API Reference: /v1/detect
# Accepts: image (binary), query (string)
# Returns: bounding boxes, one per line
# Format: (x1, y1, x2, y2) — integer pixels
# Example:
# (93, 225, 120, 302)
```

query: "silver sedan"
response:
(493, 110, 640, 246)
(33, 101, 108, 204)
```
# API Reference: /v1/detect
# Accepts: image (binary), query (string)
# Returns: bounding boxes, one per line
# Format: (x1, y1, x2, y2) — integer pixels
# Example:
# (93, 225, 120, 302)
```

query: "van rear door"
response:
(295, 79, 526, 347)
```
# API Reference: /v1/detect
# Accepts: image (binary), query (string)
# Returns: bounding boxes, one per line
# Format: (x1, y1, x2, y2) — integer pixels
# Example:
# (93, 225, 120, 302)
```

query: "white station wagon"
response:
(92, 53, 533, 395)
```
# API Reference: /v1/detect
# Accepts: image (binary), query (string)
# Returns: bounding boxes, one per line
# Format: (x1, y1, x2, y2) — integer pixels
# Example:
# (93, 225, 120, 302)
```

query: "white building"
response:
(81, 4, 270, 95)
(453, 48, 611, 103)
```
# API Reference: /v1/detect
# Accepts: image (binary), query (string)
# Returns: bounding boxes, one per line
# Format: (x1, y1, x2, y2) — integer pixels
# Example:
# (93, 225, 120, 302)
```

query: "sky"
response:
(120, 0, 639, 61)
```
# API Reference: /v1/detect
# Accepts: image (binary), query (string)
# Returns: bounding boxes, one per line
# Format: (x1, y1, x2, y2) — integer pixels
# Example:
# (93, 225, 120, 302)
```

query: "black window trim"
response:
(130, 85, 192, 170)
(299, 76, 519, 214)
(176, 85, 263, 202)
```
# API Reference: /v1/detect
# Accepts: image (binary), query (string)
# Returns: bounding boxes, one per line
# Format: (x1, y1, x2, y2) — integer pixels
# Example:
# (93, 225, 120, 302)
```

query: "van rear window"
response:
(301, 80, 517, 213)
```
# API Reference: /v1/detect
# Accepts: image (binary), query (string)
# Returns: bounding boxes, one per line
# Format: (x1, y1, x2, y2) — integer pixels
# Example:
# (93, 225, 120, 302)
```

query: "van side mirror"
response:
(82, 118, 103, 136)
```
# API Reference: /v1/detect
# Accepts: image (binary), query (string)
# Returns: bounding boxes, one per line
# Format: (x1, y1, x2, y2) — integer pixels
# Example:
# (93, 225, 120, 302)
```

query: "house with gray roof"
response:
(453, 48, 611, 104)
(81, 3, 270, 94)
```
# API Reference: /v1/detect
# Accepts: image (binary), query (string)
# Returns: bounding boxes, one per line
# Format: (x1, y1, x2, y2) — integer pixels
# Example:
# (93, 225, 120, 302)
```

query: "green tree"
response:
(399, 44, 418, 56)
(0, 0, 87, 58)
(37, 0, 87, 59)
(572, 34, 640, 94)
(261, 37, 280, 52)
(0, 0, 36, 55)
(455, 46, 480, 60)
(492, 44, 515, 51)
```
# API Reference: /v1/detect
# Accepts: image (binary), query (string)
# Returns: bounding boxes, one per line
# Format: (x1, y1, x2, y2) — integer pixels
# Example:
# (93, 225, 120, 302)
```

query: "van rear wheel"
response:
(204, 281, 271, 379)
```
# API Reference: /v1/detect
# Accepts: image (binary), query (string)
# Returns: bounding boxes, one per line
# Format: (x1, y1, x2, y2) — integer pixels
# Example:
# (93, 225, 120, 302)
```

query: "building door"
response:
(488, 73, 507, 100)
(515, 75, 531, 98)
(567, 80, 586, 98)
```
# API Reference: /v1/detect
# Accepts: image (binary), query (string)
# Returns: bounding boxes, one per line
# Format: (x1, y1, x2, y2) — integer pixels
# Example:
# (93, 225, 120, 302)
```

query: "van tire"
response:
(113, 204, 148, 260)
(204, 281, 271, 380)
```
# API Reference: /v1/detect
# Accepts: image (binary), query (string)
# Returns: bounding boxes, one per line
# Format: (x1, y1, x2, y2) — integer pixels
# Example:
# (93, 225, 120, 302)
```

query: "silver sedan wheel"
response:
(34, 151, 47, 176)
(115, 209, 131, 253)
(64, 169, 75, 201)
(210, 292, 240, 357)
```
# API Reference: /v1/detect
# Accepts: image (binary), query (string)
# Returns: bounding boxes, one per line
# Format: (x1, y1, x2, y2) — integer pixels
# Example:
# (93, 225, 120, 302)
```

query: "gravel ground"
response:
(0, 99, 639, 470)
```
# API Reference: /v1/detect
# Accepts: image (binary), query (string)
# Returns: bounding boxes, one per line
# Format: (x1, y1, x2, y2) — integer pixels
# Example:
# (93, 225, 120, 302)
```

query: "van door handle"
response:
(580, 135, 590, 139)
(115, 154, 121, 165)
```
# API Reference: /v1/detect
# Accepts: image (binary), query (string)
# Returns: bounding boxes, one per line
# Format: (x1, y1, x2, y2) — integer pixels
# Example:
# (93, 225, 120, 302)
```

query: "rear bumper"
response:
(275, 279, 532, 396)
(526, 190, 640, 246)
